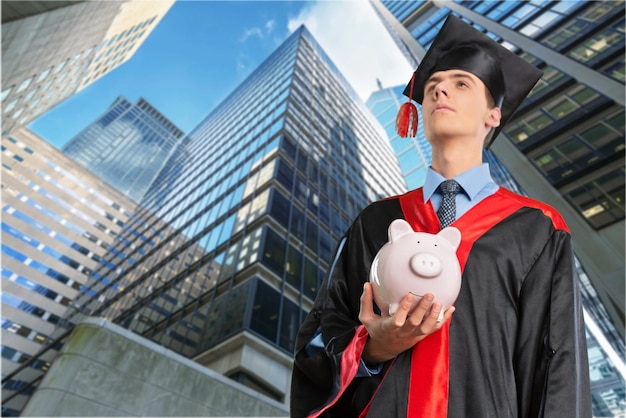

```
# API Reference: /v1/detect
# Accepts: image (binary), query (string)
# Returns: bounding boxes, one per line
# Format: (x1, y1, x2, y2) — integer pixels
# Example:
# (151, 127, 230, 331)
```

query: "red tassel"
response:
(396, 72, 418, 137)
(396, 102, 418, 138)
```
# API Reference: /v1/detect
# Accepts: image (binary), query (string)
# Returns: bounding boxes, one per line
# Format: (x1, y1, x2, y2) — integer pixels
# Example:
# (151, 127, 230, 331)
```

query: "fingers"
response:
(416, 304, 455, 334)
(392, 292, 416, 327)
(405, 293, 434, 327)
(405, 294, 456, 336)
(358, 282, 375, 324)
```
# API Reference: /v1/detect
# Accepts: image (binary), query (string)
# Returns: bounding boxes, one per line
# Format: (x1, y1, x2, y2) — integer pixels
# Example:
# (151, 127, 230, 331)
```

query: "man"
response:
(290, 16, 591, 418)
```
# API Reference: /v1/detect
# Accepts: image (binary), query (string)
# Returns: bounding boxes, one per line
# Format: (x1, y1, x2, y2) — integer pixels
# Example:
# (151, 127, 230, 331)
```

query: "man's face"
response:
(421, 69, 500, 146)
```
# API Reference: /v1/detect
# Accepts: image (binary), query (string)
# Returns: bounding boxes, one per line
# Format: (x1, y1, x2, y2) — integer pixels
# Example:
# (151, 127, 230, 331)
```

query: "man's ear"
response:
(486, 106, 501, 129)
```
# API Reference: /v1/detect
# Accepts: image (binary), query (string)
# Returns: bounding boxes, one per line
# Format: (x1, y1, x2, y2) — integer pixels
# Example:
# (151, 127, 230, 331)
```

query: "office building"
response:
(4, 25, 406, 411)
(370, 1, 625, 415)
(366, 82, 431, 189)
(62, 96, 185, 202)
(1, 0, 174, 135)
(1, 129, 139, 416)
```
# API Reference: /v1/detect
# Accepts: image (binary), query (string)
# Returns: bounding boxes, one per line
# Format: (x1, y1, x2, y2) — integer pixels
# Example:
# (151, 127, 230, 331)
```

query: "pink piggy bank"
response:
(369, 219, 462, 316)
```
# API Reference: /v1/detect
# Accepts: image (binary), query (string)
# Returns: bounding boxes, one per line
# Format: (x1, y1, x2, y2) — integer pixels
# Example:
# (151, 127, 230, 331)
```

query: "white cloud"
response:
(240, 27, 264, 42)
(240, 18, 277, 43)
(287, 0, 413, 102)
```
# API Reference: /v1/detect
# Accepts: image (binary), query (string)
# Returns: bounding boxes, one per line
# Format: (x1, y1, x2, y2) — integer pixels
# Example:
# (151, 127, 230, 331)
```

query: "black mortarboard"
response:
(402, 15, 543, 147)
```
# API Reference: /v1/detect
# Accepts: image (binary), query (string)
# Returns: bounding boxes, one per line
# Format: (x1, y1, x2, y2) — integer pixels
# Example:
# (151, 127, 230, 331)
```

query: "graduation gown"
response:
(290, 187, 591, 418)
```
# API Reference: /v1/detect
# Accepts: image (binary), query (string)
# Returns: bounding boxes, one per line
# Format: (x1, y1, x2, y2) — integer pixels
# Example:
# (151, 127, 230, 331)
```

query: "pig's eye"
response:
(417, 241, 420, 243)
(434, 244, 438, 247)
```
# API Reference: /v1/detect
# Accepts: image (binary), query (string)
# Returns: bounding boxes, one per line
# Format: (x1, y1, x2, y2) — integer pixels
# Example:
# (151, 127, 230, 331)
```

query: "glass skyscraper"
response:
(6, 25, 406, 409)
(366, 83, 431, 190)
(1, 129, 139, 416)
(1, 1, 174, 136)
(62, 97, 185, 202)
(370, 1, 625, 415)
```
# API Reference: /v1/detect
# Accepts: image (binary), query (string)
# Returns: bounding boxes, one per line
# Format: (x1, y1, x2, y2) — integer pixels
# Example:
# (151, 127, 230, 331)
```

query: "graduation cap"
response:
(396, 15, 543, 148)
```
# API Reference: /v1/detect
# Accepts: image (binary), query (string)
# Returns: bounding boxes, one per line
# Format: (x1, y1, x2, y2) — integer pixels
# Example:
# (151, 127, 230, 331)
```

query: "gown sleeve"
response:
(514, 228, 592, 418)
(290, 200, 399, 417)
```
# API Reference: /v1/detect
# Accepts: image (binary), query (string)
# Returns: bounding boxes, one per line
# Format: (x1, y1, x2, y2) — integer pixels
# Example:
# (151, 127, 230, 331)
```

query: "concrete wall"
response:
(21, 318, 289, 417)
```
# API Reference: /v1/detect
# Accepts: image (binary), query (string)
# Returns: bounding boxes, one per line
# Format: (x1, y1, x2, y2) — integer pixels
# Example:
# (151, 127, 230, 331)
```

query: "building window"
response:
(37, 67, 52, 83)
(1, 86, 13, 101)
(70, 52, 82, 66)
(11, 108, 24, 120)
(302, 256, 320, 300)
(520, 11, 560, 37)
(268, 188, 290, 229)
(250, 279, 280, 343)
(16, 77, 33, 94)
(566, 168, 625, 229)
(568, 22, 624, 64)
(545, 96, 579, 120)
(54, 59, 68, 74)
(285, 244, 303, 291)
(579, 111, 624, 154)
(261, 227, 286, 277)
(527, 66, 568, 100)
(39, 80, 53, 93)
(4, 98, 19, 113)
(602, 60, 626, 83)
(279, 297, 300, 353)
(502, 4, 537, 29)
(504, 110, 554, 143)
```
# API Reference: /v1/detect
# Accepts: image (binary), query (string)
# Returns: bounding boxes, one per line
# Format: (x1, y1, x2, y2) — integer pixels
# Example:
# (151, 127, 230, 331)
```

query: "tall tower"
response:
(1, 129, 139, 416)
(62, 97, 185, 202)
(370, 1, 625, 415)
(366, 84, 431, 189)
(7, 25, 406, 409)
(1, 0, 175, 135)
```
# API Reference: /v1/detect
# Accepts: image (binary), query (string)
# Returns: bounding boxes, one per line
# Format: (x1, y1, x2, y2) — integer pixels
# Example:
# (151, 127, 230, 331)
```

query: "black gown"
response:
(290, 187, 591, 418)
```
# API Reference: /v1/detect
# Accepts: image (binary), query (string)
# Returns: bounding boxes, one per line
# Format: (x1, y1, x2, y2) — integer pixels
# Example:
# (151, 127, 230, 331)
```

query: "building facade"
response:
(0, 129, 139, 416)
(366, 83, 431, 190)
(1, 0, 174, 135)
(4, 26, 406, 411)
(62, 97, 185, 202)
(372, 0, 624, 338)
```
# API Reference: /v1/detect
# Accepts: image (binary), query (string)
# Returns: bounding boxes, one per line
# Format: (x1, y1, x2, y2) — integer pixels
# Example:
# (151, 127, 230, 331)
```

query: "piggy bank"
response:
(369, 219, 462, 316)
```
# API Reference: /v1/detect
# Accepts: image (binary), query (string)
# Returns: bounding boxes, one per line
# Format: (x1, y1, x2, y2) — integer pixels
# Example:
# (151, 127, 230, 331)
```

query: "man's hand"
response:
(359, 282, 455, 365)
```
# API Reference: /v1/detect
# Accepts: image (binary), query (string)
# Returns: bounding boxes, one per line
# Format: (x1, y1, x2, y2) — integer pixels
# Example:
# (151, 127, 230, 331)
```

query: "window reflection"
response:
(568, 19, 624, 64)
(250, 279, 279, 342)
(566, 168, 625, 229)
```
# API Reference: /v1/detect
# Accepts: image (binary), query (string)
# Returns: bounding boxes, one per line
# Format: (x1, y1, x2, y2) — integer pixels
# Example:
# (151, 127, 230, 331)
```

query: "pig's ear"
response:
(438, 226, 461, 250)
(388, 219, 414, 242)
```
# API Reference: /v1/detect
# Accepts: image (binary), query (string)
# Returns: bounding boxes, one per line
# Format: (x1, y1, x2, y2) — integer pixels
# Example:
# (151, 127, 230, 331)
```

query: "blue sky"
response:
(28, 0, 412, 149)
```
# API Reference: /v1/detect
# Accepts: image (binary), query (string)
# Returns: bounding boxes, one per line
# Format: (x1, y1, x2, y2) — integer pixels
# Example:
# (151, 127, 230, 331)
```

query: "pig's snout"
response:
(410, 253, 442, 277)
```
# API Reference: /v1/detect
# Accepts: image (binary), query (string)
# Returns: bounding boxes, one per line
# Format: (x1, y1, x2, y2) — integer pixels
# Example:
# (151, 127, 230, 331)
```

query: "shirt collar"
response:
(423, 163, 494, 203)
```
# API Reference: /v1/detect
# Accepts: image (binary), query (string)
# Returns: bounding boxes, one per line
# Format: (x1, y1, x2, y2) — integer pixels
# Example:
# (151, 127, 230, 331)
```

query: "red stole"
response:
(399, 187, 532, 417)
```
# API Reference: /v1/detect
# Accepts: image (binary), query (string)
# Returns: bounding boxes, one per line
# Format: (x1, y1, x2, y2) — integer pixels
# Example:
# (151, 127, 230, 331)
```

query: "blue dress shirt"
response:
(423, 163, 499, 219)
